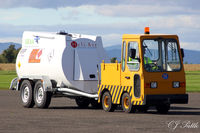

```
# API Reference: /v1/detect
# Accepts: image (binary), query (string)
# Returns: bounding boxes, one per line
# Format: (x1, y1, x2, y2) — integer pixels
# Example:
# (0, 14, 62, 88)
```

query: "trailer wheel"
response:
(20, 80, 35, 108)
(75, 97, 90, 108)
(34, 80, 52, 108)
(122, 93, 135, 113)
(156, 104, 170, 114)
(102, 91, 115, 112)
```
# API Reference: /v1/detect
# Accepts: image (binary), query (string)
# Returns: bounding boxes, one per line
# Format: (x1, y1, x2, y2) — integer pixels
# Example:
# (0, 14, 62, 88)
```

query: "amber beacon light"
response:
(144, 27, 150, 34)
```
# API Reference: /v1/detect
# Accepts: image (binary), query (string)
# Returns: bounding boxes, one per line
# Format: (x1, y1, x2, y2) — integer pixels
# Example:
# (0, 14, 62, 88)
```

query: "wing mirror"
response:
(181, 48, 184, 58)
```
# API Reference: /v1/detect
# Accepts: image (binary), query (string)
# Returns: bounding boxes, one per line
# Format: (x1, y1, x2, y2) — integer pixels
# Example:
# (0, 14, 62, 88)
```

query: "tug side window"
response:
(122, 41, 126, 71)
(127, 42, 140, 71)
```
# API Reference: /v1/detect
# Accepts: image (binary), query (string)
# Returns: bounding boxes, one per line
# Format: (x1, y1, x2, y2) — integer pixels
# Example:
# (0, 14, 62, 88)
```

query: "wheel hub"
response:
(22, 86, 30, 103)
(124, 97, 129, 109)
(104, 96, 109, 108)
(36, 87, 44, 104)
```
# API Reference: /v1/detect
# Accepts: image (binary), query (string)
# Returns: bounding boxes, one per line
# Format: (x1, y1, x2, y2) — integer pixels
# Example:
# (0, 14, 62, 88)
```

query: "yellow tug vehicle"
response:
(98, 27, 188, 113)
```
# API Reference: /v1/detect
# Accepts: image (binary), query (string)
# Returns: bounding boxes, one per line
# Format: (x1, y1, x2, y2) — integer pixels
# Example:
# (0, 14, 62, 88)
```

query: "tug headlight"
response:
(150, 82, 157, 88)
(173, 81, 180, 88)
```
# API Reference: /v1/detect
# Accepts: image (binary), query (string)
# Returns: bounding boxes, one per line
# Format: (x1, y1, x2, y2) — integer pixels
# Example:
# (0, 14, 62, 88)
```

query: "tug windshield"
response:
(142, 38, 181, 72)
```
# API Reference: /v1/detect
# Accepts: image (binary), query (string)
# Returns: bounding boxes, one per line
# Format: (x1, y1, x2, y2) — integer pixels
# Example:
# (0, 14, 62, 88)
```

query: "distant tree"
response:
(184, 61, 188, 64)
(2, 45, 16, 63)
(0, 44, 21, 63)
(0, 55, 6, 63)
(110, 57, 117, 63)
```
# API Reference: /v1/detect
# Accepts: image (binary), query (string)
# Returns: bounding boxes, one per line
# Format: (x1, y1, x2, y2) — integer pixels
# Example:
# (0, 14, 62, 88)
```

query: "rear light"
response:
(150, 82, 157, 88)
(180, 82, 186, 88)
(144, 83, 150, 88)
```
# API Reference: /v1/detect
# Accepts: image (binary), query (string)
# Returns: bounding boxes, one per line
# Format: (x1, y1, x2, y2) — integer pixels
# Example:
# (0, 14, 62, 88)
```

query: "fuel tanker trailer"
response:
(10, 31, 109, 108)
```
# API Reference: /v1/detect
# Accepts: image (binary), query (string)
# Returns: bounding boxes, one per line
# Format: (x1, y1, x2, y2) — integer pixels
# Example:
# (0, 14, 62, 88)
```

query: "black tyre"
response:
(156, 104, 170, 114)
(90, 99, 102, 109)
(102, 91, 115, 112)
(34, 80, 52, 108)
(20, 80, 35, 108)
(75, 97, 90, 108)
(122, 93, 135, 113)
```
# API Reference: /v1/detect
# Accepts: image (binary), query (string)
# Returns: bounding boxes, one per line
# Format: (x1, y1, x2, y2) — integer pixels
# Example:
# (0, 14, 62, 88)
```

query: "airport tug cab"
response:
(98, 27, 188, 113)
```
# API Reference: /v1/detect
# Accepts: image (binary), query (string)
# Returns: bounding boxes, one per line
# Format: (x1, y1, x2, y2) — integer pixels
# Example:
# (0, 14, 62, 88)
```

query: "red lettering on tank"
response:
(71, 41, 77, 48)
(29, 49, 42, 63)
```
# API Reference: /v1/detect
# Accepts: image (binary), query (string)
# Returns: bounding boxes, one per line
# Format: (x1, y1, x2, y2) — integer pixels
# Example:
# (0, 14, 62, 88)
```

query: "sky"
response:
(0, 0, 200, 50)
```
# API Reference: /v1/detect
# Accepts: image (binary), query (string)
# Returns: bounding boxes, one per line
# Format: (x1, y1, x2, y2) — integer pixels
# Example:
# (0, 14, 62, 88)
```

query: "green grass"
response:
(0, 71, 17, 89)
(0, 70, 200, 92)
(185, 71, 200, 92)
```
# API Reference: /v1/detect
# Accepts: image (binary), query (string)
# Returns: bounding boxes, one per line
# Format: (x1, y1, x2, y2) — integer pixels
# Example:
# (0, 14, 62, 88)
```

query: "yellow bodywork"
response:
(98, 34, 186, 106)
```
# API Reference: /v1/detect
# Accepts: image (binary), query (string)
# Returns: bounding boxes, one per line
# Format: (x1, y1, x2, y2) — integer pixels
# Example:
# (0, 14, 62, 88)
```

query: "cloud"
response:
(102, 33, 122, 46)
(95, 5, 200, 17)
(147, 15, 200, 30)
(0, 0, 199, 10)
(1, 12, 23, 21)
(0, 0, 122, 8)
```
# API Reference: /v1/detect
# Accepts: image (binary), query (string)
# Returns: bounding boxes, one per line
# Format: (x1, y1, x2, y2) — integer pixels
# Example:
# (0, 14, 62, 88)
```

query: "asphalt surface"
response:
(0, 90, 199, 133)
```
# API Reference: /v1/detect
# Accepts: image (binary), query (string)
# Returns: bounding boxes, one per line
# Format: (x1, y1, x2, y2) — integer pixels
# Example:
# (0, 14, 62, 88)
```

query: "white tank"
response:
(16, 31, 109, 93)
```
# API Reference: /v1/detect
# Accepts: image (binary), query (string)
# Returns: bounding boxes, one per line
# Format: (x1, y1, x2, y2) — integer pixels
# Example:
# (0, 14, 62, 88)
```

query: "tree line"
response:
(0, 45, 21, 63)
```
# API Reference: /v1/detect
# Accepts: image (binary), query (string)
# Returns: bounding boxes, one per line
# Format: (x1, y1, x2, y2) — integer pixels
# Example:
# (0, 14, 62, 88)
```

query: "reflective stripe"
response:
(128, 86, 131, 94)
(110, 86, 113, 94)
(144, 57, 152, 64)
(129, 86, 132, 97)
(125, 86, 128, 91)
(112, 86, 119, 102)
(99, 85, 104, 95)
(117, 86, 124, 103)
(113, 86, 120, 103)
(114, 86, 122, 103)
(108, 85, 111, 91)
(107, 85, 110, 90)
(98, 85, 104, 102)
(111, 86, 116, 95)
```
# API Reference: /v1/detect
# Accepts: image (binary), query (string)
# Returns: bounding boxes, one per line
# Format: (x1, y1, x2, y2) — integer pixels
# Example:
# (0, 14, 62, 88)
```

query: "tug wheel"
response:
(122, 93, 135, 113)
(102, 91, 115, 112)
